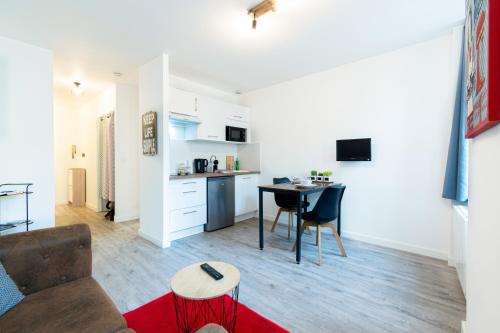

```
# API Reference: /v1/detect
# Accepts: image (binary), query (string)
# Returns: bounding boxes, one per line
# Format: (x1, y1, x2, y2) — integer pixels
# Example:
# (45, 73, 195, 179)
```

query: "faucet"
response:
(209, 155, 218, 172)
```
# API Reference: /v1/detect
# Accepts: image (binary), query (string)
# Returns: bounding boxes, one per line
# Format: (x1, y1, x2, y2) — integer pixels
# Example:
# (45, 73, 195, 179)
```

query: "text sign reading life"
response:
(142, 111, 157, 156)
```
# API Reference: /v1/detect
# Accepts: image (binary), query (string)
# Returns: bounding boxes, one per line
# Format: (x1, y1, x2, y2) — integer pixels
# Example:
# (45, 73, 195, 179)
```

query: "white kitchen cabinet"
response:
(170, 205, 207, 232)
(169, 87, 197, 117)
(226, 104, 250, 123)
(235, 174, 258, 216)
(168, 178, 207, 237)
(168, 178, 206, 211)
(193, 95, 226, 141)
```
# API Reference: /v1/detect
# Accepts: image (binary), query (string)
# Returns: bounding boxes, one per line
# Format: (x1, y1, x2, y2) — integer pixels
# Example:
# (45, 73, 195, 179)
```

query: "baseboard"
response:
(85, 202, 99, 212)
(461, 321, 467, 333)
(138, 229, 170, 248)
(170, 225, 204, 241)
(114, 214, 139, 223)
(342, 230, 448, 260)
(263, 213, 447, 260)
(235, 211, 257, 223)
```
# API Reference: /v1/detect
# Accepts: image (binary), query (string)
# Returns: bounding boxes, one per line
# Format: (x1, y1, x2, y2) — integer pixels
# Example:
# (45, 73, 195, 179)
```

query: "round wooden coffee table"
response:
(171, 261, 240, 333)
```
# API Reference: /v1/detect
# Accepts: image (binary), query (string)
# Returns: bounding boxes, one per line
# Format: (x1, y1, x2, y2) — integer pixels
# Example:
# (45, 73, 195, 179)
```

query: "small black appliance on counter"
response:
(194, 159, 208, 173)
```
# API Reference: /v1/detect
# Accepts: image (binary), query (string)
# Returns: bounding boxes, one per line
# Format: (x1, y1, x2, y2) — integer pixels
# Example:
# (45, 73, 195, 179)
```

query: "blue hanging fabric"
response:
(443, 28, 469, 203)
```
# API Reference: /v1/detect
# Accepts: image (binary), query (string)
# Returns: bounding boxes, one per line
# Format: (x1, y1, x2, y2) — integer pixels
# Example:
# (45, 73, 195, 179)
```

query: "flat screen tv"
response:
(336, 138, 371, 161)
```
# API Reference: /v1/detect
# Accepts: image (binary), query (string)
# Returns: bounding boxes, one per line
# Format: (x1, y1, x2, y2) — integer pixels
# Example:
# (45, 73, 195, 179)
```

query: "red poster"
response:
(465, 0, 500, 138)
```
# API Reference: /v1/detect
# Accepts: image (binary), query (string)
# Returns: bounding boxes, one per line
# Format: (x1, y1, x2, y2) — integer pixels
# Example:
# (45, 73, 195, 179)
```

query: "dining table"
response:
(258, 181, 342, 264)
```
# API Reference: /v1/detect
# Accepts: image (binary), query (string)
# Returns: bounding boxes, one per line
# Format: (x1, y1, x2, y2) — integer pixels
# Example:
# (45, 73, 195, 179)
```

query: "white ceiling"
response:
(0, 0, 464, 99)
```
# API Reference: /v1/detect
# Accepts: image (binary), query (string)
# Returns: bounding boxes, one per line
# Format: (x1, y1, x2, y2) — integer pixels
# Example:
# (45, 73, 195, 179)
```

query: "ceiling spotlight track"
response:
(248, 0, 276, 30)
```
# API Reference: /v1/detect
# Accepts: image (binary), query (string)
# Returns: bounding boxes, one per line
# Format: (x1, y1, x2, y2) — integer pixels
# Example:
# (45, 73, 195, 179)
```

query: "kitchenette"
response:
(166, 82, 261, 243)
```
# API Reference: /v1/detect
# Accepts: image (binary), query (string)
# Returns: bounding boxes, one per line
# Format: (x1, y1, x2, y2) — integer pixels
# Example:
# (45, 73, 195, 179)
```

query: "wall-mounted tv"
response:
(336, 138, 371, 161)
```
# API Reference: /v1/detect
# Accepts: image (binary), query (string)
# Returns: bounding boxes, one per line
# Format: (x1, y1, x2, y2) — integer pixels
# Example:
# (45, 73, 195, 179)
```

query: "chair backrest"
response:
(311, 185, 346, 222)
(273, 177, 297, 207)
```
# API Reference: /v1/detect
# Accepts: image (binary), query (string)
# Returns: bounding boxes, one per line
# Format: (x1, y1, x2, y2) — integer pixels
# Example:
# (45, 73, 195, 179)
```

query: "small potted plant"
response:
(317, 172, 324, 182)
(323, 171, 333, 182)
(310, 170, 318, 181)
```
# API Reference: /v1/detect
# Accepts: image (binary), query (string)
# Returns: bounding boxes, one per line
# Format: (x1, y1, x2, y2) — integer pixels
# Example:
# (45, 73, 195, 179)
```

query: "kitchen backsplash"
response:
(169, 140, 238, 174)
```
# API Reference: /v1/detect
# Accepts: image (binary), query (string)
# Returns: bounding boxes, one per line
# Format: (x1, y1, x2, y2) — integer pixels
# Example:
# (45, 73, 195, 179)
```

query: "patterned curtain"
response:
(99, 113, 115, 202)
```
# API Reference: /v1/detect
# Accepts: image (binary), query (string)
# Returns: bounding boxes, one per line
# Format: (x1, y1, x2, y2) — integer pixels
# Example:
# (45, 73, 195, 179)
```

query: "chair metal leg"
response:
(317, 225, 322, 266)
(287, 210, 292, 240)
(328, 224, 347, 257)
(292, 223, 307, 252)
(271, 208, 282, 232)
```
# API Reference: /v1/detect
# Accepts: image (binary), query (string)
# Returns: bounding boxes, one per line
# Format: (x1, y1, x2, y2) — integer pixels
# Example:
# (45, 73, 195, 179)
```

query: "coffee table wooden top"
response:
(170, 261, 240, 300)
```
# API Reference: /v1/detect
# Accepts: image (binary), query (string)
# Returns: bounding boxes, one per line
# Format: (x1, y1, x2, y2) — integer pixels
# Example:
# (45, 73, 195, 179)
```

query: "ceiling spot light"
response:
(72, 82, 83, 95)
(248, 0, 276, 30)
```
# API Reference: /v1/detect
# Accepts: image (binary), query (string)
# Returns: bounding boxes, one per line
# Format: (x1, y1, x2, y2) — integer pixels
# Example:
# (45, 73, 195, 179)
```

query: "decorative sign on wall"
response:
(142, 111, 157, 156)
(465, 0, 500, 138)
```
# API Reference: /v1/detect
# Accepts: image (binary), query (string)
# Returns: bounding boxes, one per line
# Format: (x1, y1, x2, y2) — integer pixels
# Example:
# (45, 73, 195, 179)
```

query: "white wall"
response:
(114, 83, 139, 222)
(170, 75, 239, 104)
(54, 96, 79, 204)
(0, 36, 54, 232)
(138, 54, 170, 247)
(241, 32, 460, 259)
(466, 125, 500, 333)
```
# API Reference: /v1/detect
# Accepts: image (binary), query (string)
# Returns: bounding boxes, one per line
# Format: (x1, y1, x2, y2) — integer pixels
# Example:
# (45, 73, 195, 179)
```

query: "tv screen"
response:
(336, 138, 371, 161)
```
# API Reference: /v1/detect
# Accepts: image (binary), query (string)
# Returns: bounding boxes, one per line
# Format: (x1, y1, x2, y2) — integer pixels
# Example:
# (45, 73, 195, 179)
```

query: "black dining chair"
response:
(292, 185, 347, 265)
(270, 177, 311, 240)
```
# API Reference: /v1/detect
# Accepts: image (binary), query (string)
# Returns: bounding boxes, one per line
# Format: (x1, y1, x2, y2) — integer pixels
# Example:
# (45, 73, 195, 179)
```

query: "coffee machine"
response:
(194, 159, 208, 173)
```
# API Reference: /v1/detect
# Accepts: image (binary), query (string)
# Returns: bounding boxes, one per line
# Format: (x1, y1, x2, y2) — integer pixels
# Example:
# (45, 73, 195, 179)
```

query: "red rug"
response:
(124, 292, 289, 333)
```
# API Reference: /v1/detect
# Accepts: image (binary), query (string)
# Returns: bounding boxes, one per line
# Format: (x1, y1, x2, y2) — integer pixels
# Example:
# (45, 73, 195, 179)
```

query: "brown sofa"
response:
(0, 224, 134, 333)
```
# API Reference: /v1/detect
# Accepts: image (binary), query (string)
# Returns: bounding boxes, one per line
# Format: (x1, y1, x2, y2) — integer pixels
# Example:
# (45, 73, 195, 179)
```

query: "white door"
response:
(169, 87, 197, 117)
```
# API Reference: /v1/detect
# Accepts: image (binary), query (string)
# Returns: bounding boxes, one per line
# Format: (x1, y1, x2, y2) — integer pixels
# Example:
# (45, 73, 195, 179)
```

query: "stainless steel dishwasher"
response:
(205, 176, 235, 232)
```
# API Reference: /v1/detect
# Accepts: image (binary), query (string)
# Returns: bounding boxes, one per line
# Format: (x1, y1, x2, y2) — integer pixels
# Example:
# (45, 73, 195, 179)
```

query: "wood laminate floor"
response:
(56, 205, 466, 333)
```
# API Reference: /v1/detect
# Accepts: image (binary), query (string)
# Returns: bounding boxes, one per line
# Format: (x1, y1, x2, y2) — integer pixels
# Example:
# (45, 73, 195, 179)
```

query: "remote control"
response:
(200, 263, 224, 280)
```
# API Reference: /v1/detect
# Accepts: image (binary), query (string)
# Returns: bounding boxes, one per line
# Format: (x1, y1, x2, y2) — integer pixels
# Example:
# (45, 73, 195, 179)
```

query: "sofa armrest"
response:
(0, 223, 92, 295)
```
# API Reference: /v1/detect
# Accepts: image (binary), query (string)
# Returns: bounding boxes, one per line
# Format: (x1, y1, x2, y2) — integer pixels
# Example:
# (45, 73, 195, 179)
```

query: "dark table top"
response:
(258, 182, 341, 194)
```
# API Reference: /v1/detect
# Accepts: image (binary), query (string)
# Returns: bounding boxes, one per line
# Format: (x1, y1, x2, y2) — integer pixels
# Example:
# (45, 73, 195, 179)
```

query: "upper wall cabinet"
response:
(171, 86, 251, 143)
(226, 104, 250, 123)
(195, 95, 226, 141)
(169, 87, 197, 117)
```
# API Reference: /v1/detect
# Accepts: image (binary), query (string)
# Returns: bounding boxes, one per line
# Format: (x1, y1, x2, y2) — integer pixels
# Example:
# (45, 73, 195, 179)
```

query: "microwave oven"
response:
(225, 126, 247, 143)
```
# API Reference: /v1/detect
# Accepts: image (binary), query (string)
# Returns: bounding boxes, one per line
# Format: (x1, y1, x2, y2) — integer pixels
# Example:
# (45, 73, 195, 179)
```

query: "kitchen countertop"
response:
(169, 171, 260, 180)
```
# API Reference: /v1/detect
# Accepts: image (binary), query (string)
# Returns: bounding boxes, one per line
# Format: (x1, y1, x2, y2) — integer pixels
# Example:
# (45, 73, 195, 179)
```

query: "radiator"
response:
(450, 205, 468, 296)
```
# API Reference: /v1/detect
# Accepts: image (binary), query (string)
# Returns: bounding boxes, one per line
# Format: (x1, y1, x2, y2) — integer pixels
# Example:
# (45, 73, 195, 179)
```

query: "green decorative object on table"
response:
(323, 171, 333, 182)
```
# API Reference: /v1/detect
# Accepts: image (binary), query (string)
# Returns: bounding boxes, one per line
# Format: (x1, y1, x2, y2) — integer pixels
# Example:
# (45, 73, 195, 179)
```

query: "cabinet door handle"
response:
(242, 177, 251, 180)
(182, 182, 197, 185)
(208, 135, 218, 138)
(183, 210, 197, 215)
(182, 190, 196, 194)
(233, 115, 243, 119)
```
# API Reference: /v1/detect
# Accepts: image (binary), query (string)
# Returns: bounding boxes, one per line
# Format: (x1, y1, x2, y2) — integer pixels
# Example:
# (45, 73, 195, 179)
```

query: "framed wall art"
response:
(465, 0, 500, 138)
(142, 111, 157, 156)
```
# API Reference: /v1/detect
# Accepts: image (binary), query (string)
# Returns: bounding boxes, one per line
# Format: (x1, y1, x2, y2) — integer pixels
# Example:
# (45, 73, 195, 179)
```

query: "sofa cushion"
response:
(0, 262, 25, 316)
(0, 277, 127, 333)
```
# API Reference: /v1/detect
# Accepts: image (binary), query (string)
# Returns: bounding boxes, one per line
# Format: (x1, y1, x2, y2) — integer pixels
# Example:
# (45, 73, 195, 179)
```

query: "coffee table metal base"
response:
(173, 285, 239, 333)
